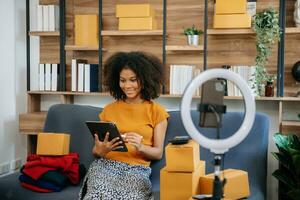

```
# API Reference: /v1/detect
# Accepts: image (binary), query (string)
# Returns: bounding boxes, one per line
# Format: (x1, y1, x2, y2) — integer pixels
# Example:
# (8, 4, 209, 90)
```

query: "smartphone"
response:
(169, 136, 190, 145)
(199, 79, 225, 128)
(85, 121, 128, 152)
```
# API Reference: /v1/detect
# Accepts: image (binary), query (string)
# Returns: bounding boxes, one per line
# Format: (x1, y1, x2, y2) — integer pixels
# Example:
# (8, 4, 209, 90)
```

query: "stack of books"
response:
(36, 4, 59, 31)
(71, 59, 99, 93)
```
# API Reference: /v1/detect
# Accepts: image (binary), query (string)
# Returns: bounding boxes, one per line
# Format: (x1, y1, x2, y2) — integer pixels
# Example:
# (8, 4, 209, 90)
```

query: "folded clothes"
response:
(19, 174, 62, 192)
(23, 153, 79, 184)
(40, 170, 69, 188)
(20, 182, 54, 193)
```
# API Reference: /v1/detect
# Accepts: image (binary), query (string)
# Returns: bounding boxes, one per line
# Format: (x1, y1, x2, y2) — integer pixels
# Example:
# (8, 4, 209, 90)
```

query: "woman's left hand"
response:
(124, 132, 144, 151)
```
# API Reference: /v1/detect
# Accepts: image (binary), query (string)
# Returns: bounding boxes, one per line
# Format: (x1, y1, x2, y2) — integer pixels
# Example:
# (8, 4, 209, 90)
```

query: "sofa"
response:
(0, 104, 269, 200)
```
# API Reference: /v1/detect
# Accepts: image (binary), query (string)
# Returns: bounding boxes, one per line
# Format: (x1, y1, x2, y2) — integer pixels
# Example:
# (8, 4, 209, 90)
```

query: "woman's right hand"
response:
(92, 132, 123, 157)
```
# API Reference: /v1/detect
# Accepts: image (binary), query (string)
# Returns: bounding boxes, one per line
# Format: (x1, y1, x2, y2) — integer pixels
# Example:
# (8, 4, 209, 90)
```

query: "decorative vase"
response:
(187, 35, 199, 46)
(265, 81, 274, 97)
(294, 0, 300, 27)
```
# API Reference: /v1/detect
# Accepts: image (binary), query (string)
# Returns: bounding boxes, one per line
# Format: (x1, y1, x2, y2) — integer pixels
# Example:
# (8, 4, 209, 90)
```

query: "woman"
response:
(79, 51, 169, 200)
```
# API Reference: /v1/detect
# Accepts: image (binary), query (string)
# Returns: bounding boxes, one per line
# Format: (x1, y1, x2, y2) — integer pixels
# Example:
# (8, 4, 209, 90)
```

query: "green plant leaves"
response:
(272, 169, 296, 190)
(183, 25, 203, 35)
(252, 8, 281, 96)
(287, 189, 300, 200)
(272, 133, 300, 198)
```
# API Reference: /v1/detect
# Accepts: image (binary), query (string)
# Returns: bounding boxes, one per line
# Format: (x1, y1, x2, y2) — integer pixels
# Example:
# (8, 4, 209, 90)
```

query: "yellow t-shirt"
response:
(99, 100, 169, 166)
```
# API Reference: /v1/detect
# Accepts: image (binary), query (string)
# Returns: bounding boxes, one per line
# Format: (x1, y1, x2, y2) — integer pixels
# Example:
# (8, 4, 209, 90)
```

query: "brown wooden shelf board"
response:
(19, 112, 47, 133)
(166, 45, 204, 51)
(101, 30, 163, 36)
(207, 29, 254, 35)
(27, 91, 110, 96)
(285, 27, 300, 34)
(281, 120, 300, 127)
(65, 45, 106, 51)
(27, 91, 300, 101)
(29, 31, 60, 36)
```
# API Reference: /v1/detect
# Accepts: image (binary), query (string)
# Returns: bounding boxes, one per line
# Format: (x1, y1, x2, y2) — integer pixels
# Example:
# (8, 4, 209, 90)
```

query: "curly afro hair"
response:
(103, 51, 165, 101)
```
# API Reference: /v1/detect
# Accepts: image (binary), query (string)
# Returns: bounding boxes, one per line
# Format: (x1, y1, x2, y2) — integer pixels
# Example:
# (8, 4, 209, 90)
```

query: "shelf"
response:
(101, 30, 163, 36)
(281, 120, 300, 127)
(27, 91, 300, 101)
(29, 31, 60, 36)
(28, 91, 110, 96)
(285, 27, 300, 34)
(206, 27, 300, 35)
(207, 29, 254, 35)
(19, 112, 47, 133)
(65, 45, 106, 51)
(166, 45, 204, 51)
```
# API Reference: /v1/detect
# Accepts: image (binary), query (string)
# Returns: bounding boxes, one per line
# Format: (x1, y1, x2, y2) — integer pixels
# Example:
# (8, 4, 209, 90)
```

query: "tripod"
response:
(194, 104, 227, 200)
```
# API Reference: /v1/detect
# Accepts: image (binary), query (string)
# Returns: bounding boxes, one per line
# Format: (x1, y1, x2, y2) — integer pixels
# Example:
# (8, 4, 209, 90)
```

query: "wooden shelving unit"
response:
(24, 0, 300, 139)
(101, 30, 164, 36)
(29, 31, 60, 36)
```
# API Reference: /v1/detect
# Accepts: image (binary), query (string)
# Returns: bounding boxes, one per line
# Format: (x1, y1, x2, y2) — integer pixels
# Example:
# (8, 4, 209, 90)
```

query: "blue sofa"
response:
(0, 104, 269, 200)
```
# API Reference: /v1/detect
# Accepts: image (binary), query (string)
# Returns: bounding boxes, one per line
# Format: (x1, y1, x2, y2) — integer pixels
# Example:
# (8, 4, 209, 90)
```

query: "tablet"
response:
(85, 121, 128, 152)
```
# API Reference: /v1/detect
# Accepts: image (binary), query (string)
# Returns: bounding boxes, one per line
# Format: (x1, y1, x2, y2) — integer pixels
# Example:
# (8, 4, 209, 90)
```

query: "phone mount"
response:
(181, 69, 256, 200)
(198, 104, 227, 200)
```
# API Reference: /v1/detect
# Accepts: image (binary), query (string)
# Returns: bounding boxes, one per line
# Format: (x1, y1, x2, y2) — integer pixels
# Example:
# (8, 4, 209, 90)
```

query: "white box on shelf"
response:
(37, 5, 43, 31)
(78, 63, 85, 92)
(51, 63, 58, 91)
(49, 5, 59, 31)
(42, 5, 49, 31)
(45, 63, 51, 91)
(39, 64, 45, 91)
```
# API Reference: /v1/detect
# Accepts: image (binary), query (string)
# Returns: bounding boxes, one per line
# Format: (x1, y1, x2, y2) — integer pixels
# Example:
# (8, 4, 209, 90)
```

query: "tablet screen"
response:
(85, 121, 128, 152)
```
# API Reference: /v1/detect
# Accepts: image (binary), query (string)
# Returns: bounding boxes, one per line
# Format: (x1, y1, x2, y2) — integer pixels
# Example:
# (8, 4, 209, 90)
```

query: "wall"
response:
(0, 0, 27, 172)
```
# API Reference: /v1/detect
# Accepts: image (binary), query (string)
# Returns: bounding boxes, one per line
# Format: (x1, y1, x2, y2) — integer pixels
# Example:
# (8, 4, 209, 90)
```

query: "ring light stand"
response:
(180, 69, 256, 200)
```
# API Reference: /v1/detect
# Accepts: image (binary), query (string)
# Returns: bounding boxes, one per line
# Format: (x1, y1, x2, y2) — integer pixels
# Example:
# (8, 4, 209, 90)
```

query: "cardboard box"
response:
(160, 161, 205, 200)
(36, 133, 70, 156)
(116, 4, 155, 18)
(200, 169, 250, 199)
(215, 0, 247, 14)
(213, 14, 251, 28)
(75, 15, 99, 46)
(118, 17, 157, 30)
(165, 140, 200, 172)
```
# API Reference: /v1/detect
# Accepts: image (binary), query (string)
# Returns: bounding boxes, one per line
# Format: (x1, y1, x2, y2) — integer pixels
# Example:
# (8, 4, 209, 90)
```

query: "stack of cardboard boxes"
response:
(160, 140, 206, 200)
(213, 0, 251, 28)
(116, 4, 157, 30)
(160, 140, 251, 200)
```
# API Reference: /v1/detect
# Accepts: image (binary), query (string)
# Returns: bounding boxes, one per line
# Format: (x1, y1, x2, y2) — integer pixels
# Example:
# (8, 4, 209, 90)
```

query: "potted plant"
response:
(183, 25, 203, 46)
(272, 133, 300, 200)
(252, 8, 282, 96)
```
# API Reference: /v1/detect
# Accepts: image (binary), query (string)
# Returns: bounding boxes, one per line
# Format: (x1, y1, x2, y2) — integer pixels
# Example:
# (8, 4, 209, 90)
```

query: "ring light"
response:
(181, 69, 256, 154)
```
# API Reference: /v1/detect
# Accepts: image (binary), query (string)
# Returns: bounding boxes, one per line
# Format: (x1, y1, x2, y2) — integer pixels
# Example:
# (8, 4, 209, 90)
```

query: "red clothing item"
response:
(23, 153, 79, 184)
(20, 182, 54, 193)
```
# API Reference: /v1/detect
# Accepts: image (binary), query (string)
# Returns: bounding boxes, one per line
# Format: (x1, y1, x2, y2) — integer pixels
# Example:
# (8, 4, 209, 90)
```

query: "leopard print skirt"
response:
(78, 157, 153, 200)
